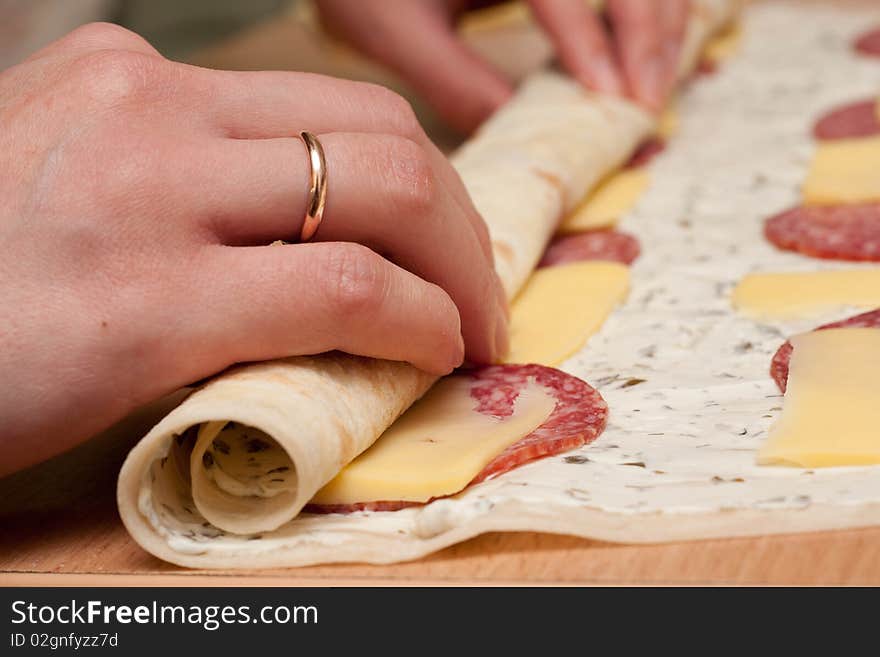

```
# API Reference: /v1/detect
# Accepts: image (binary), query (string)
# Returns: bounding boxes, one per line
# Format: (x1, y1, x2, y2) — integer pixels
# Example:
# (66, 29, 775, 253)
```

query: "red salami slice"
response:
(813, 99, 880, 140)
(855, 27, 880, 57)
(764, 204, 880, 261)
(770, 308, 880, 392)
(308, 364, 608, 514)
(693, 58, 718, 77)
(539, 230, 641, 267)
(625, 137, 666, 168)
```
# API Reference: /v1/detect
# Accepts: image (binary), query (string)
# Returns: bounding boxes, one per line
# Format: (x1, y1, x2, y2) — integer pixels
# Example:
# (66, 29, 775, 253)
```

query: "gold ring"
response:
(298, 131, 327, 242)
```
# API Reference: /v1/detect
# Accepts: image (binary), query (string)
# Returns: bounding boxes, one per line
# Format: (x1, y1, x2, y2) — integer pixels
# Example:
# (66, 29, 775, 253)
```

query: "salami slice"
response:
(813, 99, 880, 140)
(538, 230, 641, 267)
(764, 204, 880, 261)
(855, 27, 880, 57)
(309, 364, 608, 513)
(770, 308, 880, 392)
(625, 137, 666, 168)
(693, 57, 718, 77)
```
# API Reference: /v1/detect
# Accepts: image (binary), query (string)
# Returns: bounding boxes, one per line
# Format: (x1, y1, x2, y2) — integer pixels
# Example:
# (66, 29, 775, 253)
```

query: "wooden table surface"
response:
(2, 394, 879, 587)
(4, 4, 880, 588)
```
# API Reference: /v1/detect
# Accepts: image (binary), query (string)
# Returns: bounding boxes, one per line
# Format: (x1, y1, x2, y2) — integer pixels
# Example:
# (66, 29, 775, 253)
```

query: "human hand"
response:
(315, 0, 689, 133)
(0, 23, 506, 474)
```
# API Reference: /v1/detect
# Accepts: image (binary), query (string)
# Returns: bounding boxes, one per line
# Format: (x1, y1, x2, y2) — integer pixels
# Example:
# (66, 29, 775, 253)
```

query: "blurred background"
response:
(1, 0, 290, 67)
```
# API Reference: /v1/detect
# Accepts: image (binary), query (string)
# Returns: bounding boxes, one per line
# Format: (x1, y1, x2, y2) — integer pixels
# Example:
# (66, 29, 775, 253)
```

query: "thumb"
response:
(320, 0, 513, 133)
(403, 26, 514, 134)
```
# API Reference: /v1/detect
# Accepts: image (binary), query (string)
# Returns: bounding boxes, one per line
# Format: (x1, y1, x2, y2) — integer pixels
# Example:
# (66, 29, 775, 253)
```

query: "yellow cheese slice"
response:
(310, 375, 556, 505)
(703, 23, 741, 63)
(657, 102, 679, 140)
(559, 168, 650, 232)
(802, 136, 880, 205)
(732, 269, 880, 319)
(758, 328, 880, 467)
(504, 260, 630, 365)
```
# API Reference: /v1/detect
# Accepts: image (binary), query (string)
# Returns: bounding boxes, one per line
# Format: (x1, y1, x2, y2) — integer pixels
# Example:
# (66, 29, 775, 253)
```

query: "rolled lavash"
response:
(118, 0, 737, 563)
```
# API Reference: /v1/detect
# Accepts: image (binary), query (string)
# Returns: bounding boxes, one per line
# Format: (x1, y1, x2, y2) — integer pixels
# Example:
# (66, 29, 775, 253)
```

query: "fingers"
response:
(198, 70, 432, 141)
(194, 69, 494, 264)
(195, 131, 507, 365)
(607, 0, 681, 111)
(314, 0, 512, 133)
(379, 18, 513, 134)
(530, 0, 689, 112)
(188, 242, 465, 376)
(659, 0, 690, 87)
(527, 0, 624, 96)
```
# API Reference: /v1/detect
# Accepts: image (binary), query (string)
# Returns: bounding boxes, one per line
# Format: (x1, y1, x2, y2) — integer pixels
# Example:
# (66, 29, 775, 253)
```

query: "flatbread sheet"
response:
(118, 0, 743, 568)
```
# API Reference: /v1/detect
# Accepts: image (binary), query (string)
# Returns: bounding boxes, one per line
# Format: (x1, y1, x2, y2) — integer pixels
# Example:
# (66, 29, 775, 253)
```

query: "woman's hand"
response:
(0, 23, 507, 475)
(315, 0, 689, 133)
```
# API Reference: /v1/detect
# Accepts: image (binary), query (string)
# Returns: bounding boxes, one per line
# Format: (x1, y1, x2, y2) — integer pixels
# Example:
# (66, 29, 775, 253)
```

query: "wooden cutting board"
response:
(5, 2, 880, 587)
(2, 392, 879, 586)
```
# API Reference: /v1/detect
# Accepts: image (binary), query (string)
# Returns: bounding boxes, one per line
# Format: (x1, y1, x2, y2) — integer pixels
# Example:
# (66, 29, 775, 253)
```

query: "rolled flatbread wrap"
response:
(118, 0, 738, 565)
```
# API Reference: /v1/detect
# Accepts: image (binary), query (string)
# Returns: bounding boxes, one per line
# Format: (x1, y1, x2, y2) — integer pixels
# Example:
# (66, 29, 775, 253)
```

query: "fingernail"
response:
(494, 304, 510, 363)
(497, 277, 510, 320)
(639, 57, 666, 110)
(453, 332, 466, 370)
(440, 331, 464, 374)
(585, 56, 624, 96)
(664, 41, 682, 80)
